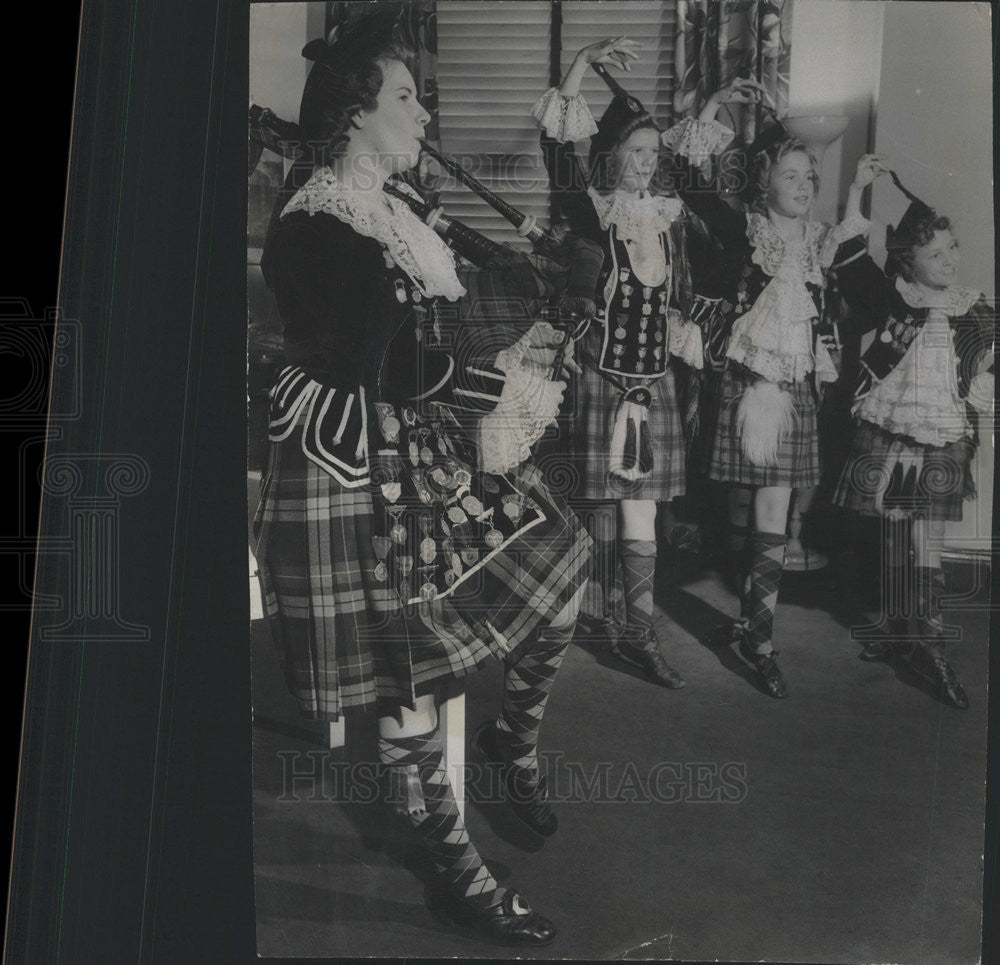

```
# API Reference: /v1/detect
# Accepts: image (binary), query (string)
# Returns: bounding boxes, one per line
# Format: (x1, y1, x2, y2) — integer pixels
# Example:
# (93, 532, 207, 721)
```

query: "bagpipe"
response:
(393, 141, 605, 380)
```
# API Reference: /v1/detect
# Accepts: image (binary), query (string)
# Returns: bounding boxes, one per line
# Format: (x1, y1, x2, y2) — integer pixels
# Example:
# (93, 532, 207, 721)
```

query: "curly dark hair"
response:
(588, 114, 661, 194)
(298, 12, 411, 167)
(746, 134, 818, 213)
(886, 209, 953, 280)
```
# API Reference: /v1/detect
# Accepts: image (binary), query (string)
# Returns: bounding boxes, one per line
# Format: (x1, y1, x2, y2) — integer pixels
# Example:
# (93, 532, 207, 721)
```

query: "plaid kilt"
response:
(831, 419, 974, 521)
(254, 434, 592, 721)
(541, 326, 687, 502)
(702, 364, 820, 489)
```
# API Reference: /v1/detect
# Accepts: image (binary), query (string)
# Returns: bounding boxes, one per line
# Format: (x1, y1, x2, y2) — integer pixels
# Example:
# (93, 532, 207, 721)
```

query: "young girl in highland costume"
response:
(661, 78, 875, 698)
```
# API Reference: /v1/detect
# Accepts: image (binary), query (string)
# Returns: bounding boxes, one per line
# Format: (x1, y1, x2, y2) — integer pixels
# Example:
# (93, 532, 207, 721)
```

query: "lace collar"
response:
(745, 212, 830, 279)
(281, 168, 466, 300)
(895, 276, 980, 316)
(587, 187, 684, 243)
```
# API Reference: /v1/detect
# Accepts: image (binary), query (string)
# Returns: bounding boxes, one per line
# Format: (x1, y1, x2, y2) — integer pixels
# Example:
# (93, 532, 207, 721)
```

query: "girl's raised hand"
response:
(852, 154, 890, 189)
(576, 36, 642, 72)
(716, 77, 772, 108)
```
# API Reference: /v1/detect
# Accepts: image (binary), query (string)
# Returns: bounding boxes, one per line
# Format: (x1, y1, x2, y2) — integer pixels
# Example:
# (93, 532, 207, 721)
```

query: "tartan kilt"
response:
(831, 419, 975, 521)
(703, 364, 820, 489)
(541, 326, 687, 502)
(253, 435, 592, 721)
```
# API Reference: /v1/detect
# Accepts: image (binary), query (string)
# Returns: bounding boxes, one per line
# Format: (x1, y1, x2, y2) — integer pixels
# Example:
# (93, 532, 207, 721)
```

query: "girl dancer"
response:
(832, 168, 994, 709)
(661, 78, 872, 698)
(255, 15, 591, 945)
(531, 37, 710, 688)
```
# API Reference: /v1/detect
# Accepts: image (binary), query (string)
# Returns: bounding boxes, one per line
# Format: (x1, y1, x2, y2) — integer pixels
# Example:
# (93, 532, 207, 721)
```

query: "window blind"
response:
(434, 1, 677, 248)
(435, 1, 552, 250)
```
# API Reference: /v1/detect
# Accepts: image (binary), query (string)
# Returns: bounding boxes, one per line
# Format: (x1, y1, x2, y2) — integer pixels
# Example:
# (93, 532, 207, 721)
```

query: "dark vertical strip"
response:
(548, 1, 562, 229)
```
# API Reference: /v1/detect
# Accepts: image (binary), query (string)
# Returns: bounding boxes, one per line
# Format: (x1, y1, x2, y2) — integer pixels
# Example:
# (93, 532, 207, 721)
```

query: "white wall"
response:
(249, 2, 327, 121)
(788, 0, 884, 222)
(871, 1, 994, 299)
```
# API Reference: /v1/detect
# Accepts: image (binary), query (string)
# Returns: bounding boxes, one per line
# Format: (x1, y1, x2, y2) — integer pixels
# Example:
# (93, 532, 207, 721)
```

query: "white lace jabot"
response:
(894, 277, 980, 316)
(587, 188, 684, 242)
(281, 168, 466, 301)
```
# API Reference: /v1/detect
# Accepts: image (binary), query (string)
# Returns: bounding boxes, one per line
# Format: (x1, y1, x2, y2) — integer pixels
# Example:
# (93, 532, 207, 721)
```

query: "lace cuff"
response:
(667, 312, 704, 370)
(819, 213, 871, 267)
(478, 366, 563, 473)
(661, 117, 735, 161)
(531, 87, 599, 142)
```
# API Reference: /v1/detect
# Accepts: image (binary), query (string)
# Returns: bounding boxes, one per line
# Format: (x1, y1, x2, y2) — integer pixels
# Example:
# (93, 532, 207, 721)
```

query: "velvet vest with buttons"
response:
(595, 231, 671, 379)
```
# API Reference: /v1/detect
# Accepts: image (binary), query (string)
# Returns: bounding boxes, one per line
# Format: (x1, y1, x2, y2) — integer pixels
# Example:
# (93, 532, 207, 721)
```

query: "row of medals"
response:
(371, 402, 527, 602)
(609, 269, 669, 373)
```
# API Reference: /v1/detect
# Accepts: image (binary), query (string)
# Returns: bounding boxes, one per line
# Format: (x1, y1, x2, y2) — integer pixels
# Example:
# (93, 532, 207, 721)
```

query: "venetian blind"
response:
(435, 1, 677, 248)
(435, 1, 552, 250)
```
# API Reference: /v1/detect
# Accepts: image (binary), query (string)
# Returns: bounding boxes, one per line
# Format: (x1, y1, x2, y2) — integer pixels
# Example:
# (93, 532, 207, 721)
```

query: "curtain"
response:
(673, 0, 793, 146)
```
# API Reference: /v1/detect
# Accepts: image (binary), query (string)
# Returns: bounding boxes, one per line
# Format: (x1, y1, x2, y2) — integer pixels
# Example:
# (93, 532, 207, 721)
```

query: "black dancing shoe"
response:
(736, 634, 788, 699)
(472, 721, 557, 836)
(611, 626, 686, 689)
(428, 887, 557, 947)
(857, 619, 910, 662)
(904, 642, 969, 710)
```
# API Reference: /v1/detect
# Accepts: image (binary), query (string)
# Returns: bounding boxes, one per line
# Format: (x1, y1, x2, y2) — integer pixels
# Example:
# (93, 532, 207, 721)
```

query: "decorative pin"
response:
(461, 494, 483, 517)
(412, 289, 423, 304)
(880, 329, 893, 343)
(619, 268, 629, 282)
(408, 430, 420, 467)
(419, 428, 433, 466)
(461, 547, 479, 566)
(641, 302, 652, 316)
(394, 279, 407, 304)
(402, 406, 418, 427)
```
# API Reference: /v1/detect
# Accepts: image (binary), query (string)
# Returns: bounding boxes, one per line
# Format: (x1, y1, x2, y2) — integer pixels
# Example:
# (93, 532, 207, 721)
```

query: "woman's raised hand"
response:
(575, 36, 642, 72)
(852, 153, 890, 190)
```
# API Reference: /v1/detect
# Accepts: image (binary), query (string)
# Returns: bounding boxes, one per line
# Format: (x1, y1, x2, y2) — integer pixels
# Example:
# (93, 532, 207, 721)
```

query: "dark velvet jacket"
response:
(832, 241, 996, 402)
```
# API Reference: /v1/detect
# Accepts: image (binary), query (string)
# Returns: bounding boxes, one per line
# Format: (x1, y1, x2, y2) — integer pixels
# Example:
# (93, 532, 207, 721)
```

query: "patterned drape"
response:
(673, 0, 793, 146)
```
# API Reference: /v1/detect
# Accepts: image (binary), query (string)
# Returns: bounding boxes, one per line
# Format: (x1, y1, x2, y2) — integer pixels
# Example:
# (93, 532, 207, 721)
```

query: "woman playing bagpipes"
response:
(254, 13, 593, 945)
(659, 78, 874, 699)
(531, 37, 714, 689)
(830, 167, 995, 710)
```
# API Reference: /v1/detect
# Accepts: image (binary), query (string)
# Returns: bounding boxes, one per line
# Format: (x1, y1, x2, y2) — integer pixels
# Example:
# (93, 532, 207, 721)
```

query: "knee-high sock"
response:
(883, 519, 912, 633)
(621, 539, 657, 634)
(379, 730, 501, 908)
(747, 531, 787, 654)
(915, 565, 948, 644)
(582, 502, 618, 619)
(495, 627, 570, 774)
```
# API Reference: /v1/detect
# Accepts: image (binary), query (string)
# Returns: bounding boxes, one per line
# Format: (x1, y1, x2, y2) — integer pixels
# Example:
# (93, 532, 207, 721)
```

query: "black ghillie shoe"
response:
(905, 642, 969, 710)
(472, 721, 557, 837)
(611, 626, 686, 689)
(736, 632, 788, 699)
(428, 887, 556, 947)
